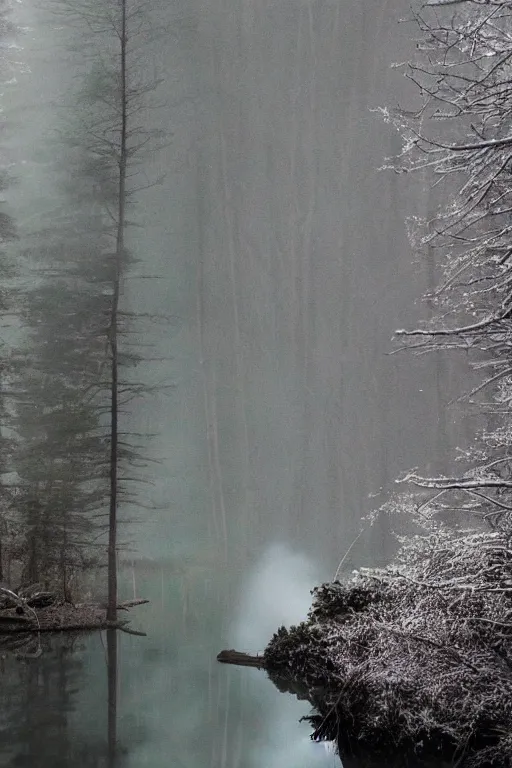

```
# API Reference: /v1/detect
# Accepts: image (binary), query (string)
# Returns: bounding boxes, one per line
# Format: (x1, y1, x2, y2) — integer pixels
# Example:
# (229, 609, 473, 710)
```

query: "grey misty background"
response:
(0, 0, 474, 766)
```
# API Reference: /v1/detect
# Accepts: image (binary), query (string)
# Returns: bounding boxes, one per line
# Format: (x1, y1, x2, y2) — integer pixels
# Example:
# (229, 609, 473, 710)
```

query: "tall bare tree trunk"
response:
(107, 0, 127, 624)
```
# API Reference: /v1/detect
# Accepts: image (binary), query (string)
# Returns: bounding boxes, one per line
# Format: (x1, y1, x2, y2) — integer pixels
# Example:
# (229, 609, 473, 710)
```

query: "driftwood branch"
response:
(217, 649, 267, 669)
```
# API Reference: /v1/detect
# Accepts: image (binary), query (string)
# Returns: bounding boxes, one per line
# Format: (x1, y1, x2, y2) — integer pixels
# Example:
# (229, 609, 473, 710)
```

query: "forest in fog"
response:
(0, 0, 438, 621)
(0, 0, 165, 621)
(7, 0, 512, 764)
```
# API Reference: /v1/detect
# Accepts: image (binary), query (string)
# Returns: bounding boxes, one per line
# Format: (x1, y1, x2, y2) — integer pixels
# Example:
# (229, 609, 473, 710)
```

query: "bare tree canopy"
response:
(380, 0, 512, 530)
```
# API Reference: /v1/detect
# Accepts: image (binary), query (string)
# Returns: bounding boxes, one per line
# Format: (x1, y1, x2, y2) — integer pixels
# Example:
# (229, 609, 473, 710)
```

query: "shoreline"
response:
(0, 599, 149, 638)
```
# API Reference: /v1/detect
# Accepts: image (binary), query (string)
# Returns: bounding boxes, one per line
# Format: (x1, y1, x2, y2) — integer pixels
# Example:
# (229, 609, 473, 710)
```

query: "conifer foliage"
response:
(1, 0, 160, 617)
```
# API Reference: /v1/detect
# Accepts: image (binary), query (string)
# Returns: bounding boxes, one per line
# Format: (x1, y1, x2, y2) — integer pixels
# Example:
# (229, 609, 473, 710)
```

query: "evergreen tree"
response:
(5, 0, 162, 612)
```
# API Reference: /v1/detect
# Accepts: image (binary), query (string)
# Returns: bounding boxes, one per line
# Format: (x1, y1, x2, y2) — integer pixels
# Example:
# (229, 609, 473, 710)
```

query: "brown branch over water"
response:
(217, 649, 267, 669)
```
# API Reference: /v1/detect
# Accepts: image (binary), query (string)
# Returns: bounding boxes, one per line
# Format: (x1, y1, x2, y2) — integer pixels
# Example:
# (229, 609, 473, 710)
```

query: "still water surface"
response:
(0, 0, 471, 765)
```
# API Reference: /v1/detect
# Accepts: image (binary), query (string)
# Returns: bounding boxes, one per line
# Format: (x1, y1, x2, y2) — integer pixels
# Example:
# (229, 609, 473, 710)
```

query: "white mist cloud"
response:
(230, 544, 337, 768)
(233, 542, 318, 652)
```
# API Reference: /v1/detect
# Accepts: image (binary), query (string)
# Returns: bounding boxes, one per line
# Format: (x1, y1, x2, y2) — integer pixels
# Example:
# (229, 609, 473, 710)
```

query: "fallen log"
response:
(217, 649, 267, 669)
(0, 622, 148, 639)
(0, 600, 149, 637)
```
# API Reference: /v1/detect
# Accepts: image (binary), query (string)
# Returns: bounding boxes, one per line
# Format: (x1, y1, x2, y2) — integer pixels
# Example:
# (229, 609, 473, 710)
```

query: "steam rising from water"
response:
(232, 545, 337, 767)
(233, 543, 319, 652)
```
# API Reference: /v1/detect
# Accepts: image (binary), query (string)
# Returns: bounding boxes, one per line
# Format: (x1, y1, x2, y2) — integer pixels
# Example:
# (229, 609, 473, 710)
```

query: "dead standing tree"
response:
(382, 0, 512, 530)
(54, 0, 163, 622)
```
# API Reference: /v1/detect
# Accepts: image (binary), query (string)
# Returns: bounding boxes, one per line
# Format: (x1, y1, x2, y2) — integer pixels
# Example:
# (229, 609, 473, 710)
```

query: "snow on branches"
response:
(265, 528, 512, 763)
(390, 1, 512, 338)
(383, 0, 512, 529)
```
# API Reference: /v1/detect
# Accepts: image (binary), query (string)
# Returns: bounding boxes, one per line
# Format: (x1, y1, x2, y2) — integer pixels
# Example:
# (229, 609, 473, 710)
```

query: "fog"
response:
(124, 0, 469, 573)
(233, 543, 317, 650)
(0, 0, 474, 765)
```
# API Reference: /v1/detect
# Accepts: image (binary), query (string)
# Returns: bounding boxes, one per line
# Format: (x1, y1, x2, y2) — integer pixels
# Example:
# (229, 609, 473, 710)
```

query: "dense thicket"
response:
(9, 167, 114, 595)
(266, 530, 512, 765)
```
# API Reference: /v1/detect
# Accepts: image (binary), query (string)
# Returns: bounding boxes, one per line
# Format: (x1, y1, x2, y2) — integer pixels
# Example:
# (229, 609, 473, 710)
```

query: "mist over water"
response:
(234, 543, 318, 651)
(232, 544, 335, 768)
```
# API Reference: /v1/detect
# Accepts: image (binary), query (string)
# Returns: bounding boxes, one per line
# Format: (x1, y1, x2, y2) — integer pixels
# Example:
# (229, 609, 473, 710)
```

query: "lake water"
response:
(0, 0, 473, 765)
